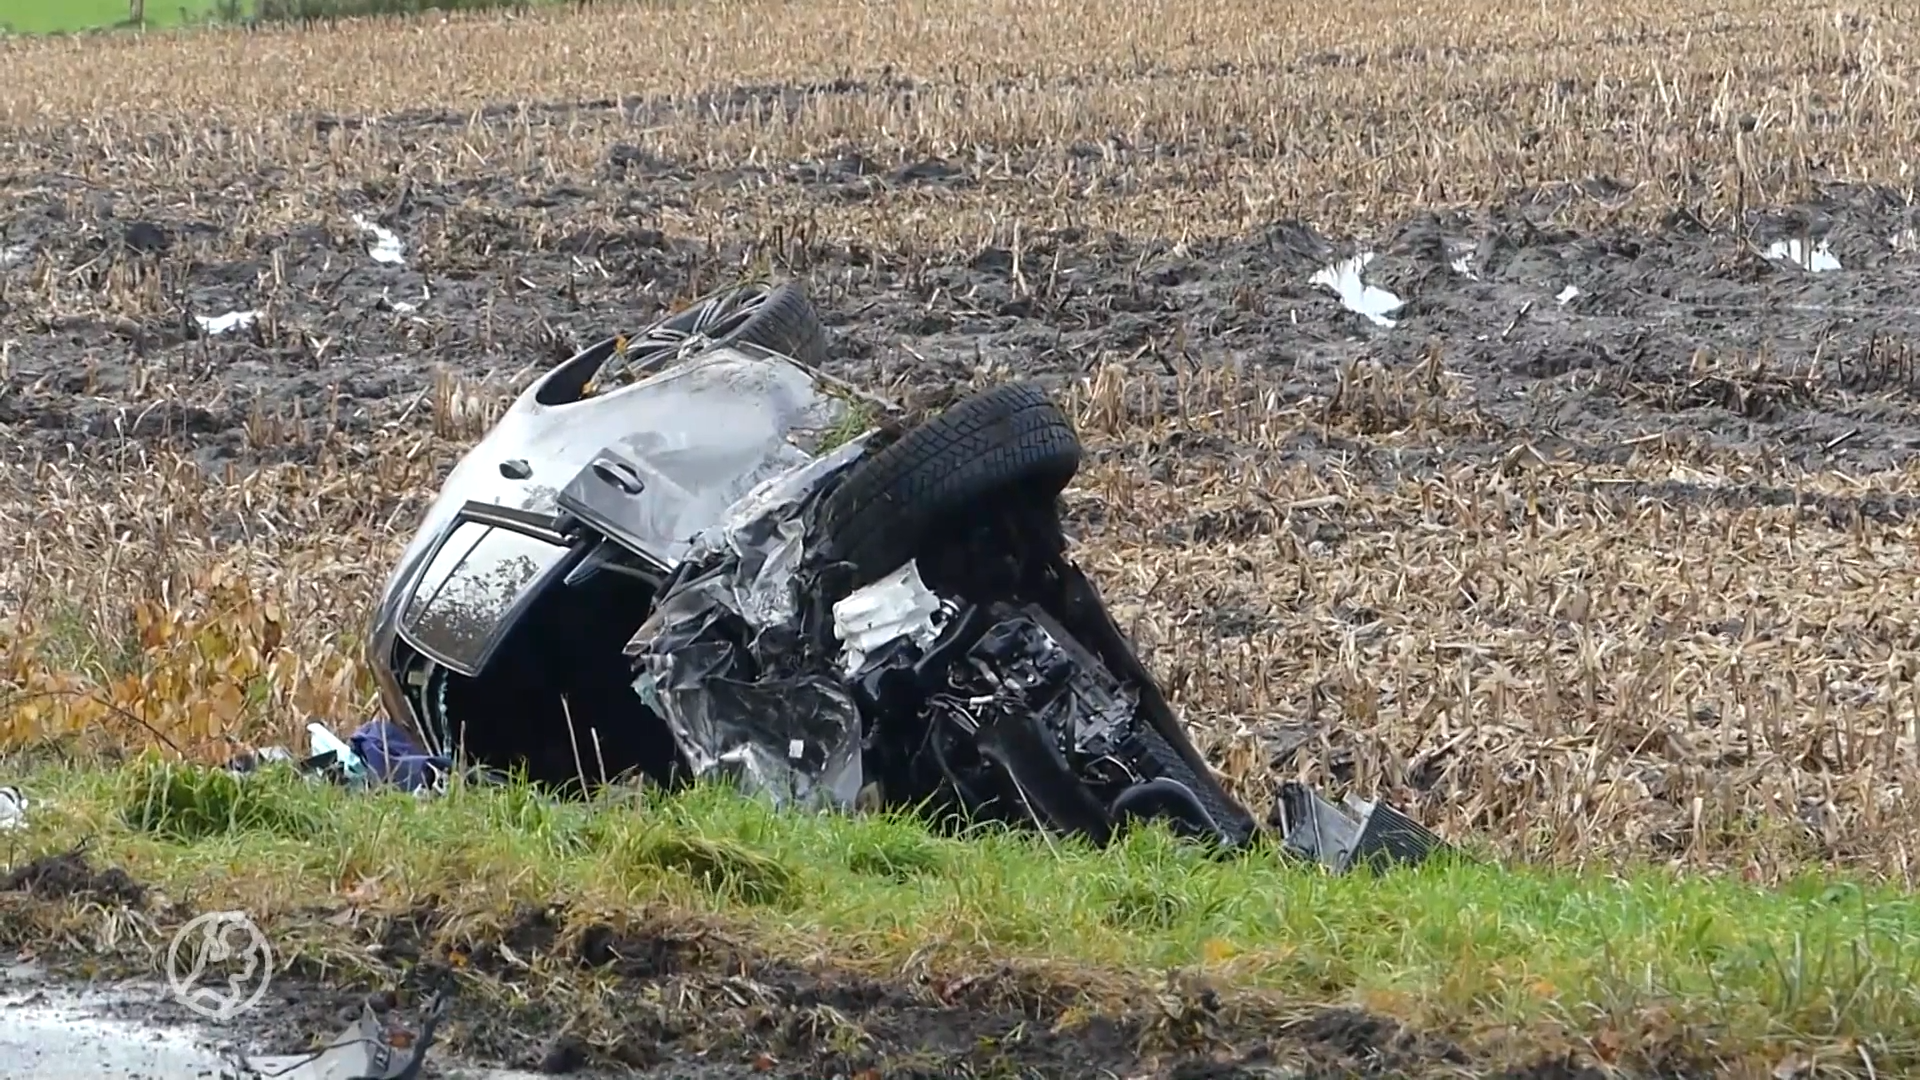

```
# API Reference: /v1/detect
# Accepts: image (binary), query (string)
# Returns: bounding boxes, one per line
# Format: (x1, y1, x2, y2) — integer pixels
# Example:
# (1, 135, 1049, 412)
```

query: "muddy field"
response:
(5, 151, 1920, 482)
(6, 3, 1920, 1074)
(4, 0, 1920, 865)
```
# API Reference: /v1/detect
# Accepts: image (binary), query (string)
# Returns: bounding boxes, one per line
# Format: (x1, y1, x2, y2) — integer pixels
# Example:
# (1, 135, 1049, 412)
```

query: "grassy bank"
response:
(3, 0, 570, 35)
(5, 756, 1918, 1073)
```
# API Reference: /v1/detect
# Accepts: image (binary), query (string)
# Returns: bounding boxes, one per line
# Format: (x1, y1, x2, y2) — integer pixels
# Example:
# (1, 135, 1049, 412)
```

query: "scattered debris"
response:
(378, 284, 429, 314)
(1555, 285, 1582, 305)
(228, 979, 455, 1080)
(351, 214, 406, 266)
(1310, 252, 1404, 327)
(225, 719, 450, 795)
(195, 310, 260, 336)
(1764, 236, 1841, 272)
(0, 785, 25, 831)
(1447, 242, 1478, 280)
(1274, 782, 1449, 873)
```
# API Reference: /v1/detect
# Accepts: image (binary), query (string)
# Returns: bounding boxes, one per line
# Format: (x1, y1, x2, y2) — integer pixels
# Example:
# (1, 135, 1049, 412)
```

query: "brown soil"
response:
(5, 161, 1919, 481)
(0, 850, 1689, 1079)
(0, 845, 147, 907)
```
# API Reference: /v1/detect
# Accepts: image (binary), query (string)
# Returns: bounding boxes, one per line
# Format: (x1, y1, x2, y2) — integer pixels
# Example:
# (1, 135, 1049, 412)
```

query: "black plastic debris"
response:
(1273, 781, 1448, 873)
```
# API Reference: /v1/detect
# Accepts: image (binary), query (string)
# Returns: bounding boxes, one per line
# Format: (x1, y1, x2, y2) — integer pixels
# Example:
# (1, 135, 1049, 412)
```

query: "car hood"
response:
(374, 340, 866, 637)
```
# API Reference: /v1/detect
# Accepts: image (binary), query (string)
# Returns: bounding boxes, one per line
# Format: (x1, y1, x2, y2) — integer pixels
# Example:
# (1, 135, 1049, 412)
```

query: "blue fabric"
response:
(347, 719, 451, 792)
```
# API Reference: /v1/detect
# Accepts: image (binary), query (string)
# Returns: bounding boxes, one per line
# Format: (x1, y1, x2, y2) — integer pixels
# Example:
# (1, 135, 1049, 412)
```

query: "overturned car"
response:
(366, 281, 1442, 864)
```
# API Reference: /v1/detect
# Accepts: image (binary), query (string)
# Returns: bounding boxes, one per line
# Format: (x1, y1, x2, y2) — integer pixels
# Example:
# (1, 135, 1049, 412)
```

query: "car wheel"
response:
(810, 381, 1082, 592)
(597, 280, 829, 386)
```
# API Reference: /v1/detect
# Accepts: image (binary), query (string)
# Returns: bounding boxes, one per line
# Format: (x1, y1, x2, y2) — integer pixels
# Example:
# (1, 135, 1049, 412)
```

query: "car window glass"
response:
(402, 519, 568, 672)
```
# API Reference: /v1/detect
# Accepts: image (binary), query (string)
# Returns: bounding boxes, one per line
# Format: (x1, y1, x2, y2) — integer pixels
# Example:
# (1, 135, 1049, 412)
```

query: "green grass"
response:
(12, 756, 1920, 1070)
(0, 0, 560, 34)
(1, 0, 212, 33)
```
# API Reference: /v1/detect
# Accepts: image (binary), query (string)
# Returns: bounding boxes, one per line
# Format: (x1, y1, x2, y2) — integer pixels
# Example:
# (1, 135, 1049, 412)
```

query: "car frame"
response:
(364, 280, 1445, 865)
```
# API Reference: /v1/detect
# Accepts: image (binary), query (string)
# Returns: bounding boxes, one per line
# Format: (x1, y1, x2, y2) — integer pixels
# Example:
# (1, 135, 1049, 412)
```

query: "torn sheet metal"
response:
(1274, 781, 1447, 873)
(832, 560, 943, 675)
(624, 438, 876, 812)
(230, 983, 452, 1080)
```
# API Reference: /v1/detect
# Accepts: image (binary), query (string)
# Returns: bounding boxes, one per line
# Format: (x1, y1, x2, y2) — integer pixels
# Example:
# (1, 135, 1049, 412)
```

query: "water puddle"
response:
(1310, 252, 1403, 327)
(1764, 237, 1841, 272)
(0, 969, 547, 1080)
(195, 310, 260, 336)
(1556, 285, 1582, 305)
(351, 214, 407, 266)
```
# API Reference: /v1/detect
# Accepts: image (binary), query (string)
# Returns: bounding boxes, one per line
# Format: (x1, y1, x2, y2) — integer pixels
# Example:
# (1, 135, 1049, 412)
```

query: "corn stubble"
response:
(3, 0, 1920, 882)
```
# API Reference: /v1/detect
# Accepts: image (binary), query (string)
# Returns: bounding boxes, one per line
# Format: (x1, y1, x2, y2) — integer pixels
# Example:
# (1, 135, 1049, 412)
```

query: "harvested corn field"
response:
(5, 1, 1920, 1076)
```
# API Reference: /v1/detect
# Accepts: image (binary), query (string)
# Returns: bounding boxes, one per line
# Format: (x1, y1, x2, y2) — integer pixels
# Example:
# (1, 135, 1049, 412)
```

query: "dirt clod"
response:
(0, 847, 147, 907)
(538, 1033, 589, 1074)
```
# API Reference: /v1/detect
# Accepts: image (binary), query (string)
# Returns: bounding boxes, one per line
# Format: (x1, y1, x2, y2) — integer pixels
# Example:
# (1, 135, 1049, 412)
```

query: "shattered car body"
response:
(367, 281, 1445, 864)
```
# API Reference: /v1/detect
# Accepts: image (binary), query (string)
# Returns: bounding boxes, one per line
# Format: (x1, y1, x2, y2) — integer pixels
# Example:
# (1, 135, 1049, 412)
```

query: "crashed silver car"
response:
(367, 280, 1442, 862)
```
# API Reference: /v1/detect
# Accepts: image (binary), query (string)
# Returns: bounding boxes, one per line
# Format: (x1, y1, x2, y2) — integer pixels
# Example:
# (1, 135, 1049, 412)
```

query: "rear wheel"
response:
(596, 280, 829, 387)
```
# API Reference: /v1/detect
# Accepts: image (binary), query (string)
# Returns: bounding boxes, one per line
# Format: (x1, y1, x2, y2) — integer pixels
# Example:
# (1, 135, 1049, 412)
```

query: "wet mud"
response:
(0, 851, 1693, 1079)
(4, 142, 1920, 484)
(0, 868, 1681, 1068)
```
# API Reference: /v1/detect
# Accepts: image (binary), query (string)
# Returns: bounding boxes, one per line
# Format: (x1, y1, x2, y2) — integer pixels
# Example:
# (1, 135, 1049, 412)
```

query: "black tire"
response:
(1120, 722, 1258, 849)
(599, 280, 828, 385)
(811, 382, 1081, 590)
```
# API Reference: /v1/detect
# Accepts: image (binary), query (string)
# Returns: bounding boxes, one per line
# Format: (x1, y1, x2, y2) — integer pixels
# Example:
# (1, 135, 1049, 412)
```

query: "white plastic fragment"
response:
(195, 310, 259, 336)
(1309, 252, 1403, 328)
(1764, 237, 1840, 273)
(307, 722, 367, 782)
(351, 213, 407, 265)
(0, 243, 29, 267)
(1556, 285, 1582, 305)
(0, 785, 26, 831)
(1447, 242, 1477, 280)
(380, 283, 428, 314)
(832, 560, 943, 676)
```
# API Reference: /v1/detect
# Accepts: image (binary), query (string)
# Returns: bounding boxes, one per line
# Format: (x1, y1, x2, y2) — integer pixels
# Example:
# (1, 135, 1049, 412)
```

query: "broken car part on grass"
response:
(341, 279, 1445, 869)
(225, 978, 455, 1080)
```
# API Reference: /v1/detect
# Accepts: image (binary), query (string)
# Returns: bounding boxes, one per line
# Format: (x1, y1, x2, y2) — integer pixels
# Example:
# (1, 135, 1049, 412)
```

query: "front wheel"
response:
(809, 381, 1082, 593)
(1112, 724, 1258, 850)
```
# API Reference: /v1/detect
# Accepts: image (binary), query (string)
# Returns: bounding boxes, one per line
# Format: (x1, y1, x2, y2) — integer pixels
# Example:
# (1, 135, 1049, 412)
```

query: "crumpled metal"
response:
(624, 437, 873, 811)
